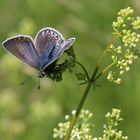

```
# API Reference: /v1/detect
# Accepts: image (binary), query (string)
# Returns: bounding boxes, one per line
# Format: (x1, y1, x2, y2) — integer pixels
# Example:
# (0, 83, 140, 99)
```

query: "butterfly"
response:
(2, 27, 75, 78)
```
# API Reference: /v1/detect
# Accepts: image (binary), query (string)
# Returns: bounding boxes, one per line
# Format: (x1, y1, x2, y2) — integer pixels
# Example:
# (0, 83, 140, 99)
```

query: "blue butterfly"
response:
(2, 27, 75, 77)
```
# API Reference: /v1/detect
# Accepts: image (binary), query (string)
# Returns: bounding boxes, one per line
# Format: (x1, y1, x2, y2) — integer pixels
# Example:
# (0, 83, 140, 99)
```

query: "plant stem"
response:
(94, 62, 115, 81)
(75, 61, 90, 81)
(64, 75, 95, 140)
(64, 45, 115, 140)
(64, 63, 100, 140)
(97, 44, 111, 68)
(64, 81, 93, 140)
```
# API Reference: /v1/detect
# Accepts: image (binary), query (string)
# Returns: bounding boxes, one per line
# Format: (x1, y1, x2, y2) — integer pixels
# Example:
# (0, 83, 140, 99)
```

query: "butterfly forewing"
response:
(62, 38, 75, 50)
(52, 38, 75, 58)
(2, 36, 41, 70)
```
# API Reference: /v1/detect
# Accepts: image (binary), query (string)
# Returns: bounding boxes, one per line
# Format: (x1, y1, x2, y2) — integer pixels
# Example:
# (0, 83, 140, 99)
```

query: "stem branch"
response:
(94, 62, 115, 81)
(64, 45, 115, 140)
(64, 66, 99, 140)
(75, 61, 90, 81)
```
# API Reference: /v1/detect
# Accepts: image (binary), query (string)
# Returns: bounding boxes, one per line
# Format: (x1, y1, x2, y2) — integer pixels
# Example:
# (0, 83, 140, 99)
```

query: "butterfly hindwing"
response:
(35, 27, 75, 70)
(2, 36, 41, 70)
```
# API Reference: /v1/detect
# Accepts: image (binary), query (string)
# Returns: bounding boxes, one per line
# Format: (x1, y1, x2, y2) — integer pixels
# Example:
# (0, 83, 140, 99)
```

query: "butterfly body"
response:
(2, 27, 75, 77)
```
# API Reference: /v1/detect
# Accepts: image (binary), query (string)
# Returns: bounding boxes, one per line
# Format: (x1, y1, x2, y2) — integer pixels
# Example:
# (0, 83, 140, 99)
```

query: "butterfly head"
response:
(38, 71, 46, 78)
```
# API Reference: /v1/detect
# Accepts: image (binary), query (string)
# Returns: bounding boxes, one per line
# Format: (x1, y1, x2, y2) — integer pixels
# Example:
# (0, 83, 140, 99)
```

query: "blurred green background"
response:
(0, 0, 140, 140)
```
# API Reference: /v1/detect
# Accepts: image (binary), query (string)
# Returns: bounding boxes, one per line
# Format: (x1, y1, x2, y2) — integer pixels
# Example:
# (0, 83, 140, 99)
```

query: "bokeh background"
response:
(0, 0, 140, 140)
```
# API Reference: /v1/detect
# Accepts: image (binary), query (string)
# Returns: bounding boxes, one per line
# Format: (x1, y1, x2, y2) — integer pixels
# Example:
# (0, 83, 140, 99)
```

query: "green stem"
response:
(64, 81, 93, 140)
(94, 62, 116, 81)
(75, 61, 90, 81)
(97, 44, 111, 68)
(64, 64, 99, 140)
(64, 44, 115, 140)
(64, 62, 115, 140)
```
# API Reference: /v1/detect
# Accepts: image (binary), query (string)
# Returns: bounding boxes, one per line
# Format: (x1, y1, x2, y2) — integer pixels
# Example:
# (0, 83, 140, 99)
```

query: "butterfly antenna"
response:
(38, 77, 41, 89)
(20, 73, 37, 86)
(20, 78, 30, 86)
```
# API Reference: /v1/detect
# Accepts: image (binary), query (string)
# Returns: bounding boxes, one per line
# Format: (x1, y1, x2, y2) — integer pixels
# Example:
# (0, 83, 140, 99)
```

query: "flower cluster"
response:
(132, 16, 140, 30)
(112, 7, 134, 31)
(107, 7, 140, 84)
(53, 110, 94, 140)
(53, 109, 128, 140)
(97, 108, 128, 140)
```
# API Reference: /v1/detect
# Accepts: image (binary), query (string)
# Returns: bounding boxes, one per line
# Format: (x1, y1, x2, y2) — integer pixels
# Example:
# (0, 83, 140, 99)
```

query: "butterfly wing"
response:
(59, 37, 75, 52)
(2, 35, 41, 70)
(34, 27, 75, 71)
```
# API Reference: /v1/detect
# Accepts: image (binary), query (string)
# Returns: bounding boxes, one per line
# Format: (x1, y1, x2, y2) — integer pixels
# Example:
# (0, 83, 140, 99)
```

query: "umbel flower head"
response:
(53, 109, 128, 140)
(53, 110, 94, 140)
(98, 108, 128, 140)
(107, 7, 140, 84)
